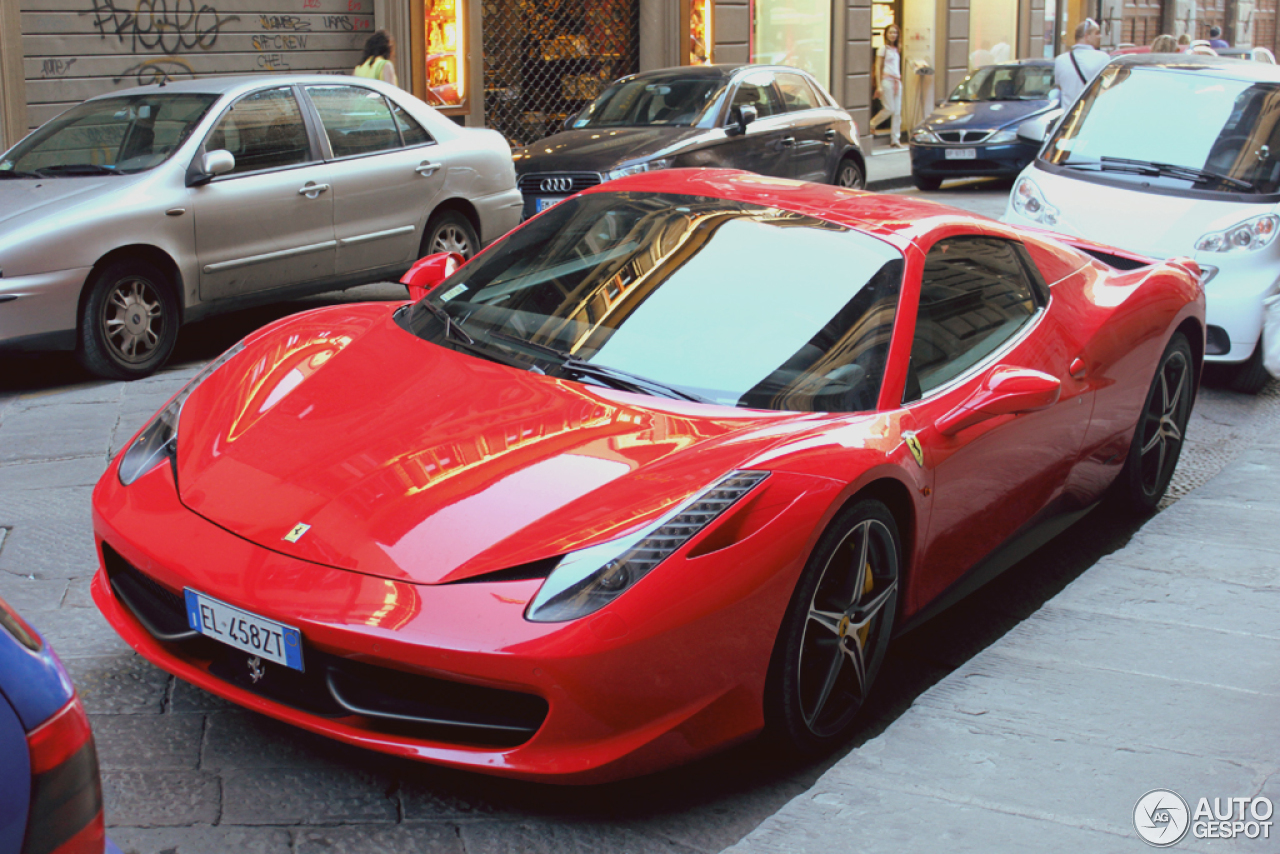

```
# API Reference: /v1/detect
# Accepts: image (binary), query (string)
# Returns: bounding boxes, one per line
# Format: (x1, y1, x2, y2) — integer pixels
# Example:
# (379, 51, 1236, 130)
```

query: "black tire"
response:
(1112, 332, 1194, 513)
(76, 258, 179, 380)
(1227, 340, 1270, 394)
(833, 157, 865, 190)
(421, 210, 479, 259)
(764, 499, 900, 754)
(912, 174, 942, 192)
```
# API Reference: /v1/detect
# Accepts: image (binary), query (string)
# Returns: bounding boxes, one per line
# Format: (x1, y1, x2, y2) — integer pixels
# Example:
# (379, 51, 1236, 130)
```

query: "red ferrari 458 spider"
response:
(92, 170, 1204, 783)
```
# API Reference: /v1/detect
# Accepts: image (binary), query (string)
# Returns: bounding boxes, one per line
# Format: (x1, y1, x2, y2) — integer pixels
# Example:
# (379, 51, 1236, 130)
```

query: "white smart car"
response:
(1004, 53, 1280, 392)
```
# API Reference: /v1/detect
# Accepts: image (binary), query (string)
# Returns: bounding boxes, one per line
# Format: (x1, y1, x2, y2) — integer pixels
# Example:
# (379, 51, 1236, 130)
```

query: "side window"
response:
(388, 99, 434, 147)
(305, 85, 402, 158)
(905, 237, 1040, 402)
(206, 87, 312, 176)
(776, 73, 821, 112)
(728, 74, 783, 121)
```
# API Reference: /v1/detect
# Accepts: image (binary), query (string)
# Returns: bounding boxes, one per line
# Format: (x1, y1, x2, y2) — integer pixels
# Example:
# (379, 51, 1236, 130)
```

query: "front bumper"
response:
(91, 455, 829, 782)
(910, 142, 1037, 180)
(0, 266, 92, 351)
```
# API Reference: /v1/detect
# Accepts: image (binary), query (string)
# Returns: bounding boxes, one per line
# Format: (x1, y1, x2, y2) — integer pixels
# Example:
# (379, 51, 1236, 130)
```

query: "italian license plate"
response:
(184, 589, 304, 672)
(945, 148, 977, 160)
(536, 196, 566, 212)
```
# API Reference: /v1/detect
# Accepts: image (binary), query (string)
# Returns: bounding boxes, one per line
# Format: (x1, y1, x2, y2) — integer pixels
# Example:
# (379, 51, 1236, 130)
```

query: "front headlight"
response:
(1195, 214, 1279, 253)
(986, 128, 1019, 144)
(1011, 176, 1059, 226)
(525, 470, 769, 622)
(606, 158, 672, 181)
(912, 126, 940, 144)
(117, 342, 245, 486)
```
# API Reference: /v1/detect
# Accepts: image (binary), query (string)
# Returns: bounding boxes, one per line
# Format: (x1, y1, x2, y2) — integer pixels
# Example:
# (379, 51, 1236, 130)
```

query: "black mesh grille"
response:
(937, 131, 991, 144)
(101, 544, 548, 747)
(517, 172, 603, 194)
(482, 0, 640, 146)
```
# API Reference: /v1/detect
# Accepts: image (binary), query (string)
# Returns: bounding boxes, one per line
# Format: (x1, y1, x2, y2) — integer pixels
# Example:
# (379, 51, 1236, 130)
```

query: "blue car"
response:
(0, 596, 119, 854)
(909, 59, 1059, 190)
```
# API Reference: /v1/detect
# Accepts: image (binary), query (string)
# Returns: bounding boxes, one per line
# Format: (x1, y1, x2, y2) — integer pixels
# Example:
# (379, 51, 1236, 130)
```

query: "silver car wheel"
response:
(102, 276, 165, 363)
(430, 223, 473, 256)
(835, 158, 865, 190)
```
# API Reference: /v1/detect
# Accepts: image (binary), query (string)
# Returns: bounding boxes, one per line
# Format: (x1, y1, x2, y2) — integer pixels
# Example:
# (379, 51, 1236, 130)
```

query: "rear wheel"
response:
(765, 499, 900, 753)
(833, 157, 865, 189)
(1227, 340, 1270, 394)
(77, 258, 179, 380)
(421, 210, 479, 259)
(1112, 332, 1194, 512)
(912, 174, 942, 192)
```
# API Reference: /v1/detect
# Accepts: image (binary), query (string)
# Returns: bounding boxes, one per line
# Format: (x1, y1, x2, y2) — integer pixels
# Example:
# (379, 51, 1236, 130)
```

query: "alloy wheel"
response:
(101, 276, 165, 364)
(430, 224, 473, 256)
(797, 517, 898, 737)
(1137, 348, 1191, 497)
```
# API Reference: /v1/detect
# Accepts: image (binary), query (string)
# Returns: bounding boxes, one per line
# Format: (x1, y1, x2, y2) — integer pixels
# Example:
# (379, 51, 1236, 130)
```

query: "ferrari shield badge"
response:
(283, 523, 311, 544)
(903, 432, 925, 468)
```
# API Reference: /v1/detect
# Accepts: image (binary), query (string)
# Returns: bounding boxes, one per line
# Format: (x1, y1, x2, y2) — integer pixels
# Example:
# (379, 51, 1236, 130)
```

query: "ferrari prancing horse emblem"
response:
(283, 523, 311, 543)
(903, 432, 925, 468)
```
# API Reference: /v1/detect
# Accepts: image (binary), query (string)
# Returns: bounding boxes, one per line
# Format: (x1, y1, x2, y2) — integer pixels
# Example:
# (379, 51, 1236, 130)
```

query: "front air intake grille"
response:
(937, 130, 991, 144)
(101, 545, 548, 747)
(517, 172, 603, 195)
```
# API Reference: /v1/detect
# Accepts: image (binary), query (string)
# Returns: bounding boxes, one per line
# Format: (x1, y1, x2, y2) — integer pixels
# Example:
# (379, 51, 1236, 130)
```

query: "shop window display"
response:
(750, 0, 831, 89)
(686, 0, 713, 65)
(425, 0, 466, 107)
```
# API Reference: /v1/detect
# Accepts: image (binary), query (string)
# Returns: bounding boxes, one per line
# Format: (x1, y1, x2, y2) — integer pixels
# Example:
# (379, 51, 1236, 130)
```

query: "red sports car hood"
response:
(174, 305, 806, 585)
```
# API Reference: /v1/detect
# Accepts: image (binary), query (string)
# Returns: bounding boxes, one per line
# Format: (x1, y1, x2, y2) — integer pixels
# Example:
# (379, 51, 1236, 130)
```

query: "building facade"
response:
(0, 0, 1271, 153)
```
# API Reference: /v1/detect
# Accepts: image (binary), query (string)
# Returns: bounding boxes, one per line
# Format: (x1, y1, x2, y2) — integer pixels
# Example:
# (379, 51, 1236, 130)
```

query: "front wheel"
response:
(833, 157, 865, 190)
(77, 259, 179, 380)
(912, 174, 942, 192)
(1227, 340, 1270, 394)
(421, 210, 479, 259)
(1112, 332, 1194, 513)
(764, 499, 900, 754)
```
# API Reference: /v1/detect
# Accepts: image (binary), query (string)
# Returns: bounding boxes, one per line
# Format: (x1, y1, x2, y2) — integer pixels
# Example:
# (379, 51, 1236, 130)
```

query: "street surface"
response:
(0, 179, 1272, 853)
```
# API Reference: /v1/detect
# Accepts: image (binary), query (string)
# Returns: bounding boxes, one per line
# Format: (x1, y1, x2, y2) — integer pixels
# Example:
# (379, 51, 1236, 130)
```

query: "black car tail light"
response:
(21, 695, 105, 854)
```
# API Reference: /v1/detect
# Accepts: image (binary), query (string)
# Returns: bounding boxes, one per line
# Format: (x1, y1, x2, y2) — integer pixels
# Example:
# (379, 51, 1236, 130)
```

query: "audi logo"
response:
(539, 177, 574, 193)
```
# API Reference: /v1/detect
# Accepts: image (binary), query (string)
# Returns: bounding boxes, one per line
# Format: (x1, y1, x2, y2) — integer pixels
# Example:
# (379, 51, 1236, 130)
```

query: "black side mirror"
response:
(727, 104, 758, 136)
(562, 112, 578, 131)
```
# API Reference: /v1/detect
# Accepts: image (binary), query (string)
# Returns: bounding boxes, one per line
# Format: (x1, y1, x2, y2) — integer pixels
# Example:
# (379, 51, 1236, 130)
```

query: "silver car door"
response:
(304, 84, 446, 276)
(193, 86, 336, 301)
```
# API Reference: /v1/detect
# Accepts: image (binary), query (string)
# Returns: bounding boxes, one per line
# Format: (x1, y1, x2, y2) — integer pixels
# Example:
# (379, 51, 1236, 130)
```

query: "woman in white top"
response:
(872, 24, 904, 148)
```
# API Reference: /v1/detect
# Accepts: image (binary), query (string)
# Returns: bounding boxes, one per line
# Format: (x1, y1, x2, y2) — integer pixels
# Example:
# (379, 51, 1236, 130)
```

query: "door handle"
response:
(780, 137, 796, 148)
(824, 129, 837, 141)
(298, 182, 330, 198)
(1069, 357, 1087, 379)
(416, 162, 441, 176)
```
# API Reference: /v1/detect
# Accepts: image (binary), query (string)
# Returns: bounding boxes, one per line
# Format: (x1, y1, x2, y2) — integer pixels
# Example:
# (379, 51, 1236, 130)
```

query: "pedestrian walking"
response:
(872, 24, 904, 149)
(1054, 19, 1109, 107)
(354, 29, 399, 88)
(1208, 26, 1230, 49)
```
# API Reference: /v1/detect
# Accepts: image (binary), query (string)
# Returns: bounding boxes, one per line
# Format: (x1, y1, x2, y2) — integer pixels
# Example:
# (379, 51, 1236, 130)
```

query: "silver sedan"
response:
(0, 76, 523, 379)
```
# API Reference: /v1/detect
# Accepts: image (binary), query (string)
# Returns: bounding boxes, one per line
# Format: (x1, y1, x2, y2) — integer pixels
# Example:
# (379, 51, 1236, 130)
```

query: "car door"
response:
(774, 72, 832, 183)
(302, 84, 448, 277)
(897, 234, 1093, 608)
(192, 85, 336, 301)
(707, 70, 792, 178)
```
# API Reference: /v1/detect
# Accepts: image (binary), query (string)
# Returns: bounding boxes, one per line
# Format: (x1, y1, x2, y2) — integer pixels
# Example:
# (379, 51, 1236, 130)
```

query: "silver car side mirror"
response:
(202, 149, 235, 177)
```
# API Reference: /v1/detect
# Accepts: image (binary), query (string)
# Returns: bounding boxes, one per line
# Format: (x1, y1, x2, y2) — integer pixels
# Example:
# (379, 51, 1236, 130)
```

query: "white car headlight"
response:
(525, 470, 769, 622)
(117, 342, 245, 485)
(607, 158, 672, 181)
(986, 128, 1019, 144)
(912, 126, 940, 143)
(1011, 176, 1059, 226)
(1194, 214, 1279, 253)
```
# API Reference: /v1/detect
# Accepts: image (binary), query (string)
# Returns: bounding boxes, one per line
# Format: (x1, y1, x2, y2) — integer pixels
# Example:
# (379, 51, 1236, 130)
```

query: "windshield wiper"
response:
(1063, 156, 1254, 191)
(418, 300, 474, 345)
(0, 169, 41, 179)
(36, 164, 118, 176)
(484, 329, 713, 403)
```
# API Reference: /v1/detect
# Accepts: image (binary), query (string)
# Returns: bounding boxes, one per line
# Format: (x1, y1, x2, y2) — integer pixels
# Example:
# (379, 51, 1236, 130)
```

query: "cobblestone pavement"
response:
(1, 188, 1273, 854)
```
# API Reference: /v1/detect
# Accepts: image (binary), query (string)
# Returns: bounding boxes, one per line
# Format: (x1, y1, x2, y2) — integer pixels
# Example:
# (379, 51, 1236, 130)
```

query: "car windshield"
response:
(403, 192, 904, 412)
(949, 65, 1055, 101)
(572, 78, 724, 128)
(0, 93, 218, 177)
(1043, 65, 1280, 194)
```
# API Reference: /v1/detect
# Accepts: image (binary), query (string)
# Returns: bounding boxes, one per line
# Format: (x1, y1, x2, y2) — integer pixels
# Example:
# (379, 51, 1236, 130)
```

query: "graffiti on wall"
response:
(85, 0, 241, 53)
